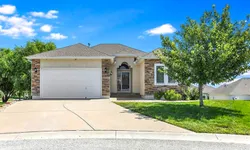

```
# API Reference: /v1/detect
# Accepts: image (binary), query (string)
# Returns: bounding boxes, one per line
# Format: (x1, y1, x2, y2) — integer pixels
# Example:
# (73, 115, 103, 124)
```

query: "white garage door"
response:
(40, 68, 102, 98)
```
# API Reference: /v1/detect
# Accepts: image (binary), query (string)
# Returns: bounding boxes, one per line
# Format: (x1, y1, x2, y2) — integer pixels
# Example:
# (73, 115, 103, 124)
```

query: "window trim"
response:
(154, 63, 178, 86)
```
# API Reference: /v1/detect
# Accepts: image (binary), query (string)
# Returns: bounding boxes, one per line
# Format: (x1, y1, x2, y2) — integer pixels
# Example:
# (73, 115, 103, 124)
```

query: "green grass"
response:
(115, 100, 250, 135)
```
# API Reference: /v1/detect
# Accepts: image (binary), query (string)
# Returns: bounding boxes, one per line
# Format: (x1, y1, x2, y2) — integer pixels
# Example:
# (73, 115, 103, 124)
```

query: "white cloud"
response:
(145, 24, 176, 35)
(137, 35, 144, 39)
(0, 5, 16, 15)
(78, 25, 83, 28)
(72, 35, 76, 39)
(30, 10, 58, 19)
(0, 15, 7, 21)
(0, 15, 36, 38)
(44, 33, 67, 40)
(40, 24, 52, 32)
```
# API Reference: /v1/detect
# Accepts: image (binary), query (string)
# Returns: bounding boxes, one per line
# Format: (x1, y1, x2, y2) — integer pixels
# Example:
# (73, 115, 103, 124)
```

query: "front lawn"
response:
(115, 100, 250, 135)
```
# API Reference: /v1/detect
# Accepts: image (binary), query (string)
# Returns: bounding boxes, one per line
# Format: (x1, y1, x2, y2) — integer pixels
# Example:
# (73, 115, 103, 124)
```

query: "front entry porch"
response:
(115, 62, 141, 99)
(117, 62, 132, 93)
(110, 57, 143, 97)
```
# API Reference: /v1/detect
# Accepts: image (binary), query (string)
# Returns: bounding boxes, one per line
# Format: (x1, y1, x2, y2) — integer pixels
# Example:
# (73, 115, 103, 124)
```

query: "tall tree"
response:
(154, 5, 250, 106)
(14, 40, 56, 100)
(0, 49, 16, 102)
(0, 40, 56, 102)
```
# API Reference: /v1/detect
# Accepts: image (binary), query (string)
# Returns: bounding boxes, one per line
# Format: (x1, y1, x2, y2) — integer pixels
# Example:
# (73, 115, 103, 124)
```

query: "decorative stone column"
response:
(102, 59, 111, 97)
(31, 59, 40, 98)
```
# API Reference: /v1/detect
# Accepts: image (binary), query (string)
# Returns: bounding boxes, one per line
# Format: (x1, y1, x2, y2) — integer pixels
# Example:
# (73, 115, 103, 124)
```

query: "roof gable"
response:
(141, 48, 160, 59)
(211, 78, 250, 95)
(203, 85, 215, 94)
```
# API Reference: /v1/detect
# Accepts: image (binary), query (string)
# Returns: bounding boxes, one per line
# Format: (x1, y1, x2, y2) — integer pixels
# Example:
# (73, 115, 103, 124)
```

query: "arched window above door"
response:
(118, 62, 130, 69)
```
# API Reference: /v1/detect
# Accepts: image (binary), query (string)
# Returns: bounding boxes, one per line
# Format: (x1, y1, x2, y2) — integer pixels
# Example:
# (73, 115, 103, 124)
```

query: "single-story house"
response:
(202, 85, 215, 99)
(27, 43, 179, 99)
(210, 78, 250, 100)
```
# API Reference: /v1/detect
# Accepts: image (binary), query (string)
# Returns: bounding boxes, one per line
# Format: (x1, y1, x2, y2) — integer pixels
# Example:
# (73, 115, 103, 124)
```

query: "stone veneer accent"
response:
(102, 59, 112, 97)
(31, 59, 40, 97)
(144, 59, 181, 95)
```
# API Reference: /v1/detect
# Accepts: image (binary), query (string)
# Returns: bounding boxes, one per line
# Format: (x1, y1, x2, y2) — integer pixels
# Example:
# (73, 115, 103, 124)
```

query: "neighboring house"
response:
(202, 85, 215, 99)
(27, 43, 179, 99)
(210, 78, 250, 100)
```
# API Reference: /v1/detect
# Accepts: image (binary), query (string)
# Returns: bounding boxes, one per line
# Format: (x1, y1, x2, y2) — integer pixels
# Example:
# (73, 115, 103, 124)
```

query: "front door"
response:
(117, 71, 131, 92)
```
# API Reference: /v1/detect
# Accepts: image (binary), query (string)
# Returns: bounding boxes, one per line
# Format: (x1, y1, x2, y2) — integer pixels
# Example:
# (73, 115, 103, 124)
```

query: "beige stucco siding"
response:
(40, 59, 101, 68)
(111, 63, 117, 93)
(132, 64, 140, 93)
(139, 61, 145, 95)
(110, 57, 141, 93)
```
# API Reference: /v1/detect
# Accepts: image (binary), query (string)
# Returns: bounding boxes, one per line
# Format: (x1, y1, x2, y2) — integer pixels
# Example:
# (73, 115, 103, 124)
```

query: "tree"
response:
(0, 40, 56, 102)
(0, 49, 16, 102)
(13, 40, 56, 100)
(154, 5, 250, 106)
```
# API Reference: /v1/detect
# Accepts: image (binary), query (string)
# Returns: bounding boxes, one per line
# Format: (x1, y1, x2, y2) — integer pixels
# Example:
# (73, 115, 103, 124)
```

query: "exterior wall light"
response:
(34, 67, 38, 73)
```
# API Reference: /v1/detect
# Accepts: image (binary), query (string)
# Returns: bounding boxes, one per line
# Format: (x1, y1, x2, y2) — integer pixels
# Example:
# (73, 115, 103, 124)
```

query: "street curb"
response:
(0, 131, 249, 144)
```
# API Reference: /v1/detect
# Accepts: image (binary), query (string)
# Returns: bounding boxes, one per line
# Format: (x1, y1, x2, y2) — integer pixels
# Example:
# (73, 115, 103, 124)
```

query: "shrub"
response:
(154, 91, 164, 100)
(181, 86, 199, 100)
(164, 89, 182, 100)
(181, 87, 190, 100)
(190, 88, 199, 100)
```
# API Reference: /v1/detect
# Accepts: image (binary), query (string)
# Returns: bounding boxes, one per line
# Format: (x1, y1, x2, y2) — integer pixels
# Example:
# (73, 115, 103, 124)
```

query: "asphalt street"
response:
(0, 139, 249, 150)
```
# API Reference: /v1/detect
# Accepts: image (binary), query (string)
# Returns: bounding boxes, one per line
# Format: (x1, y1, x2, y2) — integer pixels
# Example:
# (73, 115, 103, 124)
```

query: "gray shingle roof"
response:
(210, 78, 250, 95)
(203, 85, 215, 94)
(27, 43, 112, 59)
(92, 44, 146, 56)
(141, 48, 160, 59)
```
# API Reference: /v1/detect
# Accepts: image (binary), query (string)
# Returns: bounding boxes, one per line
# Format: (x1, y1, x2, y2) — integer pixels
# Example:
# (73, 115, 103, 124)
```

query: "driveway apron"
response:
(0, 100, 192, 133)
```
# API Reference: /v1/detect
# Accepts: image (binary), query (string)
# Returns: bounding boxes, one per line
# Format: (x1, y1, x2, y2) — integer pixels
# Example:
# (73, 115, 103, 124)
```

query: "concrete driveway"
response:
(0, 100, 192, 133)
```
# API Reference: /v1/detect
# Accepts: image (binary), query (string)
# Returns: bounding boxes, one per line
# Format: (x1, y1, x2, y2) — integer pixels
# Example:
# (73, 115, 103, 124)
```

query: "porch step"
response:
(111, 93, 141, 99)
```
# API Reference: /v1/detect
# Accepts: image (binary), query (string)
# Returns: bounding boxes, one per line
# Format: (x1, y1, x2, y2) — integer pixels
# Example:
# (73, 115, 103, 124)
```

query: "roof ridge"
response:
(118, 44, 146, 54)
(77, 43, 110, 56)
(91, 47, 112, 56)
(116, 44, 133, 54)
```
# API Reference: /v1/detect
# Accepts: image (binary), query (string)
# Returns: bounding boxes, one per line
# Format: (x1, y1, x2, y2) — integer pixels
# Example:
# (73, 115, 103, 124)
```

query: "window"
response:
(154, 64, 178, 85)
(118, 62, 130, 69)
(156, 65, 164, 84)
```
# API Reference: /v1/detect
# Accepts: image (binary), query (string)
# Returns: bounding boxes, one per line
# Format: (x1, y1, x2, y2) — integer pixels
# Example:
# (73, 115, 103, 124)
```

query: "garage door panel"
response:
(41, 68, 102, 98)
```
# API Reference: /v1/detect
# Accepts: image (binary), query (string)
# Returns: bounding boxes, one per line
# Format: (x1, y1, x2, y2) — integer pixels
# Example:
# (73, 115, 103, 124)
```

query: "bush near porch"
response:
(115, 100, 250, 135)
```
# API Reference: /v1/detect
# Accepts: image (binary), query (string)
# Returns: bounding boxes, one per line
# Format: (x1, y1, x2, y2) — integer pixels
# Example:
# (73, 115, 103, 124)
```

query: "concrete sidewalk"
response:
(0, 131, 249, 144)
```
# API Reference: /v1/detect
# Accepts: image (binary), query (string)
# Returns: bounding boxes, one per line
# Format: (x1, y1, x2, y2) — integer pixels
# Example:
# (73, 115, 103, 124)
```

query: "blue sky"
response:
(0, 0, 249, 83)
(0, 0, 249, 51)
